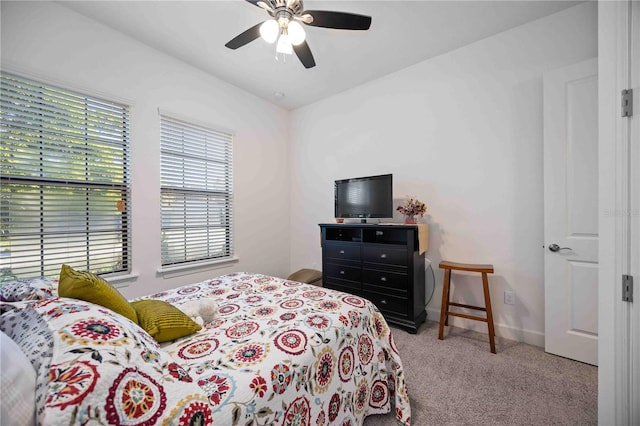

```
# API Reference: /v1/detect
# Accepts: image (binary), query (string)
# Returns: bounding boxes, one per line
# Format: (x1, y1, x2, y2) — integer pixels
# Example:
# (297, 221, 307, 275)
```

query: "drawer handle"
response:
(339, 250, 345, 254)
(380, 276, 387, 282)
(380, 253, 387, 259)
(376, 231, 384, 236)
(380, 299, 387, 305)
(339, 270, 345, 275)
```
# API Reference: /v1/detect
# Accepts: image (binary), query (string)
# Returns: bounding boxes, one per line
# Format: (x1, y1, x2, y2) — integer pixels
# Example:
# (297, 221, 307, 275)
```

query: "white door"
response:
(543, 58, 598, 365)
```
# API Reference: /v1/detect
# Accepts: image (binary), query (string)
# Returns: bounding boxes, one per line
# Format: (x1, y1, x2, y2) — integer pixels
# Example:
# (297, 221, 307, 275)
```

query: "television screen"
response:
(334, 174, 393, 220)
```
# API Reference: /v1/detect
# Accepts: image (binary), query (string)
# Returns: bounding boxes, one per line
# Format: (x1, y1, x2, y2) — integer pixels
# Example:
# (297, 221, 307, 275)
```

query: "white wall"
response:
(1, 1, 292, 298)
(289, 2, 597, 345)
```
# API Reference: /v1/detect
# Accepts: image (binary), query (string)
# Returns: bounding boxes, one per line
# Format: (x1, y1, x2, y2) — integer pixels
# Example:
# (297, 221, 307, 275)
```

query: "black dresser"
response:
(319, 223, 427, 333)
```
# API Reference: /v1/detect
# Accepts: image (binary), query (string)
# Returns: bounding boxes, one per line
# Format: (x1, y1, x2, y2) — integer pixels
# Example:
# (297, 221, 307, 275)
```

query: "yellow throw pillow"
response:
(130, 299, 202, 343)
(58, 264, 138, 324)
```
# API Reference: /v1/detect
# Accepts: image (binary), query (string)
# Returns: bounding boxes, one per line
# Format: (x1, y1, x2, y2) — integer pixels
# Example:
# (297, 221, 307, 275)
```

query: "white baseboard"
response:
(426, 307, 544, 348)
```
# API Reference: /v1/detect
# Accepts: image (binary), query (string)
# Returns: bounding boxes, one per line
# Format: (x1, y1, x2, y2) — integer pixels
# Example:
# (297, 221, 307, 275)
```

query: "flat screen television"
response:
(334, 174, 393, 223)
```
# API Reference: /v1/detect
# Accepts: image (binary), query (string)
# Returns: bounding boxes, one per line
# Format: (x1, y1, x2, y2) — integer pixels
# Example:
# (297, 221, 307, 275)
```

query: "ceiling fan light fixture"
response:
(259, 19, 279, 43)
(287, 20, 305, 45)
(276, 32, 293, 55)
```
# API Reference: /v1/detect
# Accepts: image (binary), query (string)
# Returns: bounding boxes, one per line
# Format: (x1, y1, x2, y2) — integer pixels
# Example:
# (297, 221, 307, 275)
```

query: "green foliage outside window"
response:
(0, 73, 130, 280)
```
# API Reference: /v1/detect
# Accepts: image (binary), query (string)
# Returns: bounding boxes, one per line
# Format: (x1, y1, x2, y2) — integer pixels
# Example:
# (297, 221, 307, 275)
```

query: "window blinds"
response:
(160, 116, 233, 266)
(0, 73, 130, 280)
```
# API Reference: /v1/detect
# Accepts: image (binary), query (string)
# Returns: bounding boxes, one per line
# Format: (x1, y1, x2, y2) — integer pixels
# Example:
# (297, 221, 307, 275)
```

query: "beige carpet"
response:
(364, 320, 597, 426)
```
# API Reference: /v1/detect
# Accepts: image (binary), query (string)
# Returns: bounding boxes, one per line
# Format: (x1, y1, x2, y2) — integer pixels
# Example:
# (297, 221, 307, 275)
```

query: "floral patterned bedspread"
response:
(151, 272, 411, 425)
(0, 272, 411, 425)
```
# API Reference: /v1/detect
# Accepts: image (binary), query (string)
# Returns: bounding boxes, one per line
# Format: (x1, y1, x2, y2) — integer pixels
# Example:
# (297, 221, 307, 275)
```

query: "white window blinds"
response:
(160, 116, 233, 266)
(0, 73, 130, 280)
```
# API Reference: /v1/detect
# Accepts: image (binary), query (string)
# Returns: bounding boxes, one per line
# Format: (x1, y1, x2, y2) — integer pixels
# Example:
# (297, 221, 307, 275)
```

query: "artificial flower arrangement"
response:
(397, 197, 427, 223)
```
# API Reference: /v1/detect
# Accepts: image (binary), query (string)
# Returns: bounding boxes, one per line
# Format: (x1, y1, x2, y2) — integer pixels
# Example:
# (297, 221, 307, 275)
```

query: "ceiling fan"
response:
(225, 0, 372, 69)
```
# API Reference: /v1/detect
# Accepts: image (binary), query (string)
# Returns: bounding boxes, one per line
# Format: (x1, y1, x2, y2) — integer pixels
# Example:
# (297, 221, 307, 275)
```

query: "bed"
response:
(0, 272, 411, 425)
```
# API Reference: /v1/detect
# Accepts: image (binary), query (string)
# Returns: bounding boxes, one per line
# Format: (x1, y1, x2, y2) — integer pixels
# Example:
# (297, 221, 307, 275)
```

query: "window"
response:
(160, 115, 233, 266)
(0, 73, 130, 281)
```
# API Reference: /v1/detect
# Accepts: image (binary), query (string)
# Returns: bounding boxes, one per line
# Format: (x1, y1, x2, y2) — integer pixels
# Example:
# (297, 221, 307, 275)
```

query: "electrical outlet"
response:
(504, 290, 516, 305)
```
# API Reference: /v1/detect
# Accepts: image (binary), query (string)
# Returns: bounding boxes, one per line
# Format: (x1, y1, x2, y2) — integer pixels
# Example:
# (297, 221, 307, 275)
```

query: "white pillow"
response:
(1, 331, 36, 426)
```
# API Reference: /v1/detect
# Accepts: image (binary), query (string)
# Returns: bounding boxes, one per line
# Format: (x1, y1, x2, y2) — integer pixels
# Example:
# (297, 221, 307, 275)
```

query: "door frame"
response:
(598, 0, 638, 423)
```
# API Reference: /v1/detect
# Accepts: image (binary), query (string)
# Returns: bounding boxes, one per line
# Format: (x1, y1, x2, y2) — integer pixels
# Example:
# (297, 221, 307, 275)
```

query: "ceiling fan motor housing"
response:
(270, 0, 303, 16)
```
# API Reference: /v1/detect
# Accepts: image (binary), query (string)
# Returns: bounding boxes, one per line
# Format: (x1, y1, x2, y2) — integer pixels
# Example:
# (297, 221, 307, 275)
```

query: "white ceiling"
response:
(59, 0, 583, 110)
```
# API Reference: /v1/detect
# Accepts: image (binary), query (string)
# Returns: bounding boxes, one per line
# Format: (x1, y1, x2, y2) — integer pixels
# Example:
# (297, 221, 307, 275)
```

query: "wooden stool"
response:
(438, 261, 496, 353)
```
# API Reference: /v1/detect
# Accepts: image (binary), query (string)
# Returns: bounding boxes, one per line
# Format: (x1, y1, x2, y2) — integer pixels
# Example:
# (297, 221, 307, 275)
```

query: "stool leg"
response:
(444, 268, 452, 326)
(444, 271, 452, 326)
(438, 268, 451, 340)
(482, 272, 496, 354)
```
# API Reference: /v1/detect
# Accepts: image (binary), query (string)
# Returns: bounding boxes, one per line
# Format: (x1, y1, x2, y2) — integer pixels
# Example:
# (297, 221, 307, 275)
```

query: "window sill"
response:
(103, 273, 139, 288)
(156, 257, 239, 279)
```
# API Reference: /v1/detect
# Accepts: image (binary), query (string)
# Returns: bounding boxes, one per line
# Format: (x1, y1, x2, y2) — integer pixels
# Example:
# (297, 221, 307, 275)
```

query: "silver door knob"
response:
(549, 244, 572, 252)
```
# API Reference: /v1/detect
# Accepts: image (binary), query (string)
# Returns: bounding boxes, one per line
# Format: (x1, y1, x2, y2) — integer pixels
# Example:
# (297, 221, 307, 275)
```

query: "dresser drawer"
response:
(364, 290, 408, 318)
(362, 269, 408, 297)
(324, 243, 361, 262)
(324, 263, 361, 282)
(324, 280, 362, 296)
(363, 246, 408, 267)
(362, 228, 408, 245)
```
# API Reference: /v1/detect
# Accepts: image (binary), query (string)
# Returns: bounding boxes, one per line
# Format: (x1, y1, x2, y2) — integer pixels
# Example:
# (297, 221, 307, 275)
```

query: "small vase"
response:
(404, 216, 417, 224)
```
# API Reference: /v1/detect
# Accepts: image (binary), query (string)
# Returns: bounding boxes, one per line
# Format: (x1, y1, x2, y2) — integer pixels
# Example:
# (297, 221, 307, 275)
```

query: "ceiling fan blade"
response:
(293, 41, 316, 69)
(245, 0, 265, 9)
(301, 10, 371, 30)
(225, 22, 263, 50)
